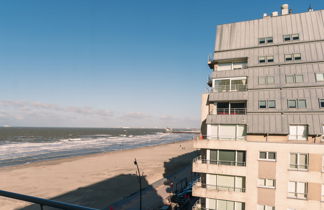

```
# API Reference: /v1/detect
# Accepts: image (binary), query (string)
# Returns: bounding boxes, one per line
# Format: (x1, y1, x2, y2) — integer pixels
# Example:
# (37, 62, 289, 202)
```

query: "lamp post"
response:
(134, 158, 142, 210)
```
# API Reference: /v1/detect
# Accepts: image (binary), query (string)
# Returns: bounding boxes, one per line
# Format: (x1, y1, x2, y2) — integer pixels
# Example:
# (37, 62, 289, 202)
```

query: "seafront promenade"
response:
(0, 139, 197, 209)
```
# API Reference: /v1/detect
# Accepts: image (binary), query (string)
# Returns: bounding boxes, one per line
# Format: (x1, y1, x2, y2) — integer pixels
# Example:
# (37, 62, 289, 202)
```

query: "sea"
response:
(0, 127, 196, 167)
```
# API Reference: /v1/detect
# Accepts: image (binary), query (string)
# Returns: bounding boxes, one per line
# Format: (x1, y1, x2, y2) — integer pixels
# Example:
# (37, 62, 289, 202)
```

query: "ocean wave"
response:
(0, 132, 194, 167)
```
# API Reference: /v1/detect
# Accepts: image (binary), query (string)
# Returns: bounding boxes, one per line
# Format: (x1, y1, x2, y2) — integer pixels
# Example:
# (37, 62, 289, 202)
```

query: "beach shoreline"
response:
(0, 139, 197, 209)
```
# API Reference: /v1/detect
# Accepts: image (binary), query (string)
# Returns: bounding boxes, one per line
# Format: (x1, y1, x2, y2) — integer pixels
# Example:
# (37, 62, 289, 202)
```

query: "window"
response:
(322, 185, 324, 201)
(259, 100, 276, 109)
(206, 198, 245, 210)
(207, 124, 247, 140)
(259, 151, 276, 160)
(258, 178, 276, 188)
(297, 99, 306, 108)
(285, 54, 293, 61)
(285, 54, 302, 61)
(295, 75, 303, 83)
(259, 100, 266, 109)
(286, 75, 303, 83)
(292, 34, 299, 40)
(259, 37, 273, 44)
(267, 56, 274, 62)
(259, 38, 266, 44)
(206, 174, 246, 192)
(289, 125, 308, 141)
(288, 100, 297, 108)
(259, 76, 274, 85)
(257, 205, 275, 210)
(259, 56, 266, 63)
(284, 34, 300, 42)
(209, 149, 246, 166)
(294, 53, 301, 60)
(290, 153, 308, 169)
(316, 73, 324, 81)
(319, 99, 324, 108)
(268, 100, 276, 108)
(259, 56, 274, 64)
(266, 37, 273, 43)
(283, 34, 291, 41)
(288, 181, 307, 199)
(287, 99, 307, 109)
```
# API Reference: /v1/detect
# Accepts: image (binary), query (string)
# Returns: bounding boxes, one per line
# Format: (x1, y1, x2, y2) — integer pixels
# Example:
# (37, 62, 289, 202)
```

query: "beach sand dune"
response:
(0, 139, 197, 210)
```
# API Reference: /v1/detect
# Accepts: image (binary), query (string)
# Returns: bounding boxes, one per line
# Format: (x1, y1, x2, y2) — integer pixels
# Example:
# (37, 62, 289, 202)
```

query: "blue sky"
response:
(0, 0, 322, 128)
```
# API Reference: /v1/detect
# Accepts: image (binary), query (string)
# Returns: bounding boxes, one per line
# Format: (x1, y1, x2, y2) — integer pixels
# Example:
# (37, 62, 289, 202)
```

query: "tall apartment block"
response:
(192, 4, 324, 210)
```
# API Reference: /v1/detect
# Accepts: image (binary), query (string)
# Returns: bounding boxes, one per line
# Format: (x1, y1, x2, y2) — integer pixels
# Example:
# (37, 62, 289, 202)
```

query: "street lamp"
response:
(134, 158, 142, 210)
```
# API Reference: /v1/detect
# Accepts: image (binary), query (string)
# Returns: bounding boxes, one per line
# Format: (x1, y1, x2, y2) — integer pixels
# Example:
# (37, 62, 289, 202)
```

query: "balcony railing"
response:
(193, 177, 245, 192)
(288, 192, 307, 199)
(193, 155, 246, 166)
(215, 108, 247, 115)
(195, 135, 246, 141)
(289, 164, 309, 170)
(212, 84, 247, 93)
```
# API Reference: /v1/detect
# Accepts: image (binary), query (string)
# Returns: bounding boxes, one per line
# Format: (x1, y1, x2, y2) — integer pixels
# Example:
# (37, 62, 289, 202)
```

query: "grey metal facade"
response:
(209, 9, 324, 135)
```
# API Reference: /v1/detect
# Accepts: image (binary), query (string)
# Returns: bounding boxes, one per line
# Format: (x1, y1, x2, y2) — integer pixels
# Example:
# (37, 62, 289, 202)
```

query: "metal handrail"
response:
(212, 84, 247, 93)
(194, 135, 246, 141)
(193, 178, 245, 192)
(0, 190, 98, 210)
(214, 108, 247, 115)
(289, 164, 309, 170)
(193, 155, 246, 166)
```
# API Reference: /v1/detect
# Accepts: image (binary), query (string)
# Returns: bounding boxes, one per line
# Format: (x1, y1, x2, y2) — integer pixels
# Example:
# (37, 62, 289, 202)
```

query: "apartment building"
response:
(193, 4, 324, 210)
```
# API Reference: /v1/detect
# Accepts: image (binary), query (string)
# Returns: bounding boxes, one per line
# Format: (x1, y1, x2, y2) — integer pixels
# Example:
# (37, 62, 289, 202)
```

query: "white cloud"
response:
(0, 100, 199, 128)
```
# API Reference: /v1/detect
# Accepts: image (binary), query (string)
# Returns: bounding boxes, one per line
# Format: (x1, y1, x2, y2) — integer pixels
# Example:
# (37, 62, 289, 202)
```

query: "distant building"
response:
(193, 4, 324, 210)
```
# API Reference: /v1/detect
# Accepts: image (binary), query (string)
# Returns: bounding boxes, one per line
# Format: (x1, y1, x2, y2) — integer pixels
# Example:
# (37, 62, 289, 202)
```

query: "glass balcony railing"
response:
(212, 84, 247, 93)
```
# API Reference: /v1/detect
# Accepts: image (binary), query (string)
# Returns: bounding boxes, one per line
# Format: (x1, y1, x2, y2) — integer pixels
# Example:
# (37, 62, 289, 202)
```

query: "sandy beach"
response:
(0, 139, 197, 210)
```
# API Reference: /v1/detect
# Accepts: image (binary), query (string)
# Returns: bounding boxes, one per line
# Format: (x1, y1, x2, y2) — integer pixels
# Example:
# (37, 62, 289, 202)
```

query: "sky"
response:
(0, 0, 323, 128)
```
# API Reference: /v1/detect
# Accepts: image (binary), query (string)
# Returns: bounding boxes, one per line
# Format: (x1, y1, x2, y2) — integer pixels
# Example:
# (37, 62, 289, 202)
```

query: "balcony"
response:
(208, 55, 248, 70)
(193, 155, 246, 167)
(193, 177, 245, 192)
(192, 176, 246, 202)
(193, 155, 247, 176)
(214, 108, 247, 115)
(211, 84, 247, 93)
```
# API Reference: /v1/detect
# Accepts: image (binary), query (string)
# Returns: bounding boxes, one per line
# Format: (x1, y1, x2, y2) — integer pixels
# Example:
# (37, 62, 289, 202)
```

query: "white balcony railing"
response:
(193, 155, 246, 166)
(212, 84, 247, 93)
(193, 177, 245, 192)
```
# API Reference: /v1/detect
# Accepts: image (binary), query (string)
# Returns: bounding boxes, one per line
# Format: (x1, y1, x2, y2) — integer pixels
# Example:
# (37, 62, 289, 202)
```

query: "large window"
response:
(206, 174, 245, 192)
(289, 125, 308, 140)
(207, 124, 247, 140)
(288, 181, 307, 199)
(209, 149, 246, 166)
(216, 61, 247, 71)
(206, 198, 245, 210)
(290, 153, 308, 170)
(213, 77, 247, 92)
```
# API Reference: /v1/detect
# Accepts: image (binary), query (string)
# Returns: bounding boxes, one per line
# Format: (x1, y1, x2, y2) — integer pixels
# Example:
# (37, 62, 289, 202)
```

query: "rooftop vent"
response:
(281, 4, 289, 15)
